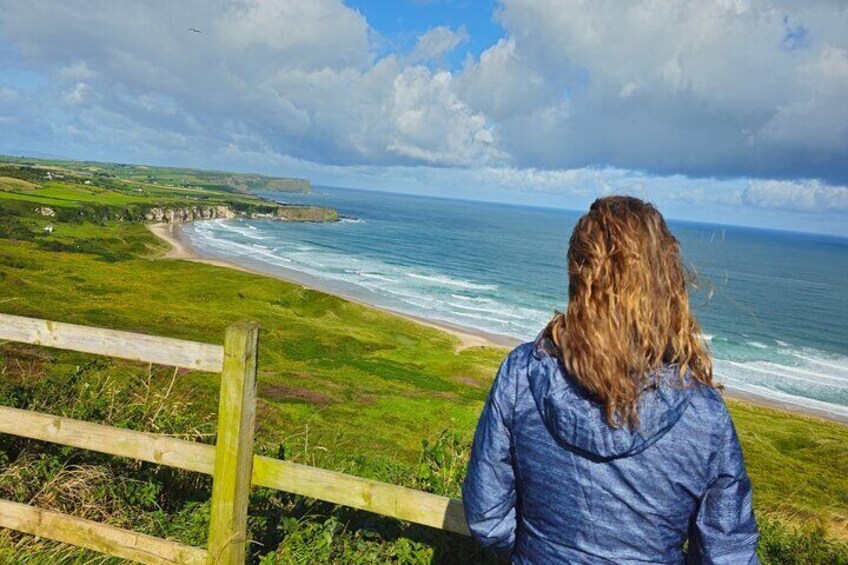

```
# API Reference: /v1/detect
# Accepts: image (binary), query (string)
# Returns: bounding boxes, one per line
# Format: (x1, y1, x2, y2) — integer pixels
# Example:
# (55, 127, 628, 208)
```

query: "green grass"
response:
(730, 402, 848, 533)
(0, 159, 845, 562)
(0, 174, 260, 209)
(0, 154, 311, 194)
(0, 233, 502, 458)
(0, 158, 311, 220)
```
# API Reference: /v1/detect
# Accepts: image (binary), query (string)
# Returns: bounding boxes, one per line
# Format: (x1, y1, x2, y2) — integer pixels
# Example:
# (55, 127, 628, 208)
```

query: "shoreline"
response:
(148, 223, 520, 351)
(147, 222, 846, 425)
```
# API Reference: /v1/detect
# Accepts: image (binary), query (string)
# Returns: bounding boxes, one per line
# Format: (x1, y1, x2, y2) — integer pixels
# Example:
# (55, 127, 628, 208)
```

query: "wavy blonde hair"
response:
(544, 196, 714, 427)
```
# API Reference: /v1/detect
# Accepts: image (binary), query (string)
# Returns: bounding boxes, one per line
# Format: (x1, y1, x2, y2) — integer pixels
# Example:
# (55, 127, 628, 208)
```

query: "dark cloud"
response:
(480, 0, 848, 182)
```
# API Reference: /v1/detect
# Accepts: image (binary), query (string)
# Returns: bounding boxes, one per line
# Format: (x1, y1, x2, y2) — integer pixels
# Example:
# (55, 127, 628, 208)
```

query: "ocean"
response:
(181, 186, 848, 420)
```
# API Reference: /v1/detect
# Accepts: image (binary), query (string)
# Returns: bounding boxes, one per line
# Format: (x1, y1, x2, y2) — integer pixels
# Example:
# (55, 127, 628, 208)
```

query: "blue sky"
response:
(0, 0, 846, 236)
(354, 0, 501, 63)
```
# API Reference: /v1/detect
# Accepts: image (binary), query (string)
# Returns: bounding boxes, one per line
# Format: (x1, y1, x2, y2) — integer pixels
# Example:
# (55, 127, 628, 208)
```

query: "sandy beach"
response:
(147, 222, 846, 424)
(148, 223, 519, 351)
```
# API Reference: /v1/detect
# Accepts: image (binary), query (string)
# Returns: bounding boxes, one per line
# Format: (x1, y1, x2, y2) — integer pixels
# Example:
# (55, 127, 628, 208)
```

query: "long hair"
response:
(544, 196, 714, 427)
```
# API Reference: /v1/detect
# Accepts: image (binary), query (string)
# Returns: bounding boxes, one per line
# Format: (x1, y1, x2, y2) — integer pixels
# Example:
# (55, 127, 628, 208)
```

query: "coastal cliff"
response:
(142, 204, 338, 223)
(143, 205, 235, 223)
(30, 203, 338, 225)
(249, 205, 338, 222)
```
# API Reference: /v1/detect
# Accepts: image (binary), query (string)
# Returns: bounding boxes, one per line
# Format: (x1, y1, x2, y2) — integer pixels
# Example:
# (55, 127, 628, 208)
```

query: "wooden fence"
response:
(0, 313, 469, 564)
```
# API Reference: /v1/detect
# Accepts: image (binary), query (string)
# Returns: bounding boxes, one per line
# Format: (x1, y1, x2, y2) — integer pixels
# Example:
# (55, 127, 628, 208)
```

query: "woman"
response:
(462, 196, 759, 564)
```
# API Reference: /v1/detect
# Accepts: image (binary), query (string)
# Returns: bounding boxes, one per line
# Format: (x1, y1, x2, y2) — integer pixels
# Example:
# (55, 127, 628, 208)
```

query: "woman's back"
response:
(462, 338, 758, 564)
(462, 197, 759, 564)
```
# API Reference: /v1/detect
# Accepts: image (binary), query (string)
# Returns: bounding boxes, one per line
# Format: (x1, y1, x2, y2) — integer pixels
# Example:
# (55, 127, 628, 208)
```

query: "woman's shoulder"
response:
(682, 379, 734, 430)
(489, 342, 534, 387)
(497, 339, 554, 380)
(508, 341, 538, 364)
(686, 378, 727, 406)
(486, 342, 538, 402)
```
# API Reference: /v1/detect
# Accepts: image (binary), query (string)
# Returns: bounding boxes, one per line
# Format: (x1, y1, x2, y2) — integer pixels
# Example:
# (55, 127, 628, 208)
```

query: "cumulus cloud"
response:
(384, 66, 499, 165)
(411, 25, 469, 62)
(0, 0, 497, 168)
(742, 179, 848, 212)
(485, 0, 848, 181)
(0, 0, 846, 195)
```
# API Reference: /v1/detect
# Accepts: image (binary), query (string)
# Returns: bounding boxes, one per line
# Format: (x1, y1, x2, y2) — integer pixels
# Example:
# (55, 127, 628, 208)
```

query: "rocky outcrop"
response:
(253, 206, 338, 222)
(144, 205, 235, 223)
(143, 204, 337, 224)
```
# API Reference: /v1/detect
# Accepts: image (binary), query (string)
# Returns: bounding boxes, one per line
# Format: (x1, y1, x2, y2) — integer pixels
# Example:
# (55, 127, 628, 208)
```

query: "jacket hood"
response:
(527, 335, 693, 460)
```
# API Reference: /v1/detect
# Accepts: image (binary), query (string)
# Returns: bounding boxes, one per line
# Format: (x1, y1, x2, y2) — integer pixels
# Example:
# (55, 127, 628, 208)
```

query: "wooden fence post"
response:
(207, 321, 260, 565)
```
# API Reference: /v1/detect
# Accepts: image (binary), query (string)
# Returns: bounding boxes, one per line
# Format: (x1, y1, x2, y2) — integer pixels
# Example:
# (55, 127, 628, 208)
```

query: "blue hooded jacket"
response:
(462, 338, 759, 564)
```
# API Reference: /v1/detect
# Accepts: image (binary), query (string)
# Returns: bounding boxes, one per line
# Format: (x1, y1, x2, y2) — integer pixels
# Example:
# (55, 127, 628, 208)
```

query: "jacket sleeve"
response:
(688, 407, 760, 565)
(462, 355, 518, 559)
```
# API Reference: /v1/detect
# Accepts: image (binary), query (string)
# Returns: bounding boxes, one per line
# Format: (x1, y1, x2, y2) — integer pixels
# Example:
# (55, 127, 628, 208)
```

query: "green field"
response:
(0, 155, 312, 194)
(0, 157, 309, 213)
(0, 157, 845, 563)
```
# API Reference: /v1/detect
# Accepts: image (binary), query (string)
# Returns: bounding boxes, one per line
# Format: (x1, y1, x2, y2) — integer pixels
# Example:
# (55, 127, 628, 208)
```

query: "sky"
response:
(0, 0, 846, 236)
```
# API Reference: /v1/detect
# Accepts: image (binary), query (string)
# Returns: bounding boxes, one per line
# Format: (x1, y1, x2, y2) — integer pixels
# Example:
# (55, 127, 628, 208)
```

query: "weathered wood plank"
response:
(0, 405, 214, 474)
(252, 456, 470, 536)
(0, 310, 471, 540)
(207, 321, 260, 565)
(0, 499, 208, 565)
(0, 403, 471, 537)
(0, 313, 224, 372)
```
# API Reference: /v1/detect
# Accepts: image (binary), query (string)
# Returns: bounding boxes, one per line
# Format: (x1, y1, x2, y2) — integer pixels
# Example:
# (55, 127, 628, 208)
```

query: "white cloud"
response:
(0, 0, 496, 168)
(62, 82, 90, 105)
(0, 0, 846, 205)
(456, 38, 557, 121)
(483, 0, 848, 180)
(758, 44, 848, 151)
(58, 61, 95, 82)
(743, 179, 848, 212)
(385, 66, 499, 165)
(220, 0, 370, 70)
(411, 25, 469, 62)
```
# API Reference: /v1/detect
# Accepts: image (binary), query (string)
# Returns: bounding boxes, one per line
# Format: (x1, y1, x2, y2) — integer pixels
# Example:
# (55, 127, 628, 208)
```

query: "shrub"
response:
(0, 349, 844, 564)
(758, 517, 848, 565)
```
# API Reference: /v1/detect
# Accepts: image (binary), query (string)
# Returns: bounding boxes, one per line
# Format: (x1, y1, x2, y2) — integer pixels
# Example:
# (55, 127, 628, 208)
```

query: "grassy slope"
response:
(0, 173, 266, 209)
(0, 164, 845, 562)
(2, 231, 845, 526)
(0, 229, 501, 458)
(732, 403, 848, 532)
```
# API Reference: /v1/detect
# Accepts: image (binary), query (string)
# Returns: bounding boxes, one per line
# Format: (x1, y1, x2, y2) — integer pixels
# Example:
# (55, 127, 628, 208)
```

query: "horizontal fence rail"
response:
(0, 313, 224, 372)
(0, 499, 208, 565)
(0, 314, 470, 565)
(0, 405, 469, 536)
(0, 405, 214, 475)
(253, 459, 468, 535)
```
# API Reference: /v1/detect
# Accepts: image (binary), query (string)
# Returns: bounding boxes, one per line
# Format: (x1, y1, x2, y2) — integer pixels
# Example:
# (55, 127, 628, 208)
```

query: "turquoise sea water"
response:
(182, 186, 848, 419)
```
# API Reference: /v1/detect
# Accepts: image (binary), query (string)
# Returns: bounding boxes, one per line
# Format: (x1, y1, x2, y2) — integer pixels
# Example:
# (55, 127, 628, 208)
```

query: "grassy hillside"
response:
(0, 154, 312, 194)
(0, 160, 314, 215)
(0, 159, 336, 258)
(0, 165, 845, 563)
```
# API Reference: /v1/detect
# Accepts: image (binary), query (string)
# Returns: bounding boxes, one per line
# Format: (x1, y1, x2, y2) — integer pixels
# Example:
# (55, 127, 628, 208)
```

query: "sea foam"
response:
(183, 214, 848, 415)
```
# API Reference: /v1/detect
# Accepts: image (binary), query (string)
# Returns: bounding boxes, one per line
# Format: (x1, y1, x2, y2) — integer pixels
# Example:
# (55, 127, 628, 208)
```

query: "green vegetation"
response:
(0, 158, 335, 260)
(0, 161, 324, 218)
(0, 156, 845, 563)
(0, 154, 312, 194)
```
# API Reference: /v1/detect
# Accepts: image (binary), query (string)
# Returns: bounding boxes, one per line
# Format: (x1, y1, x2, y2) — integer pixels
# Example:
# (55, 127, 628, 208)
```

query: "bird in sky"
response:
(189, 28, 202, 33)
